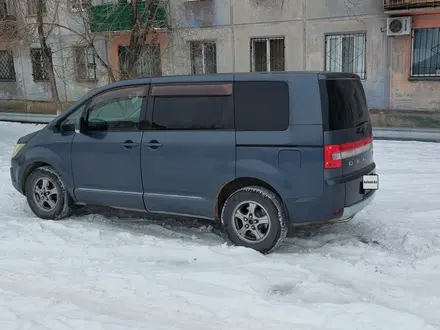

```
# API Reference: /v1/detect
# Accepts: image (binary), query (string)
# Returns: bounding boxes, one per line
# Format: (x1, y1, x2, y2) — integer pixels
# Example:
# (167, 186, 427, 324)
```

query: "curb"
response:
(373, 127, 440, 143)
(0, 112, 56, 124)
(1, 112, 440, 143)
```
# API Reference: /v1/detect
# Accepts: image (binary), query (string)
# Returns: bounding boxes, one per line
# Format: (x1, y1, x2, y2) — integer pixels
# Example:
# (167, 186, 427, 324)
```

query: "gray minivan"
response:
(10, 72, 378, 253)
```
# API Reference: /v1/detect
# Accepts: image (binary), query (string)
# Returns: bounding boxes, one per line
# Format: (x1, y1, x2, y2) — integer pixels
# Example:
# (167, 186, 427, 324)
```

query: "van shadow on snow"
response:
(69, 206, 381, 252)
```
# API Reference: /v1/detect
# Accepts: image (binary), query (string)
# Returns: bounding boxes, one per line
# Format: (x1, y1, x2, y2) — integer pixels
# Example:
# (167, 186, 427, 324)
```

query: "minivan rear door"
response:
(320, 75, 375, 204)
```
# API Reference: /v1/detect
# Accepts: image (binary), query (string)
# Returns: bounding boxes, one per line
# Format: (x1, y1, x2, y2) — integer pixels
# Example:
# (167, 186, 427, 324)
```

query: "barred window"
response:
(325, 32, 367, 80)
(27, 0, 47, 15)
(190, 41, 217, 74)
(74, 46, 97, 81)
(31, 48, 51, 82)
(118, 45, 161, 78)
(0, 0, 7, 19)
(412, 28, 440, 77)
(251, 37, 285, 72)
(70, 0, 90, 12)
(0, 50, 15, 81)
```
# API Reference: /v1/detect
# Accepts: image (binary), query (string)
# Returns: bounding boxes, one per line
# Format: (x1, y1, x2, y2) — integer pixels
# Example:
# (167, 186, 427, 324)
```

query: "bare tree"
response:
(36, 0, 62, 114)
(47, 0, 168, 82)
(343, 0, 363, 22)
(123, 0, 163, 79)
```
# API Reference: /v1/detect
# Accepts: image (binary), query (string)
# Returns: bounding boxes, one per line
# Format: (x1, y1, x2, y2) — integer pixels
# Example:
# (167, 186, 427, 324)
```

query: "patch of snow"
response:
(0, 122, 439, 329)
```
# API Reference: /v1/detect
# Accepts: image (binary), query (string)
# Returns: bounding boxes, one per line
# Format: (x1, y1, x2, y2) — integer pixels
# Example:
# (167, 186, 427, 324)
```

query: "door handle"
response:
(121, 140, 139, 149)
(145, 139, 162, 150)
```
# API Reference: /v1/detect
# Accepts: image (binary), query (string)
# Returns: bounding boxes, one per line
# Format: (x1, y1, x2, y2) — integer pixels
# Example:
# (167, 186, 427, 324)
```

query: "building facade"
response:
(384, 0, 440, 111)
(0, 0, 439, 120)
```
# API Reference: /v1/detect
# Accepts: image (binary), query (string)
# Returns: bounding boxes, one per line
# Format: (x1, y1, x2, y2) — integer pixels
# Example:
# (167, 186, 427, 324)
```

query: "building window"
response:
(325, 32, 366, 80)
(183, 0, 214, 28)
(31, 48, 51, 81)
(74, 46, 97, 81)
(0, 0, 8, 20)
(190, 41, 217, 74)
(27, 0, 47, 16)
(70, 0, 90, 12)
(412, 28, 440, 77)
(0, 50, 15, 81)
(119, 45, 161, 78)
(251, 37, 285, 72)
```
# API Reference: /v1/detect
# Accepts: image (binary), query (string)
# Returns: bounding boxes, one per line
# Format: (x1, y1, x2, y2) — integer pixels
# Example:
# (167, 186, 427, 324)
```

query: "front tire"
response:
(25, 166, 72, 220)
(221, 186, 288, 254)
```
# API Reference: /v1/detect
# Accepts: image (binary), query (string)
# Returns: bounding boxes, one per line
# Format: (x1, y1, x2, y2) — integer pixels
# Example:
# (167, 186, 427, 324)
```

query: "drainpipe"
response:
(386, 34, 392, 110)
(302, 0, 306, 70)
(230, 0, 235, 72)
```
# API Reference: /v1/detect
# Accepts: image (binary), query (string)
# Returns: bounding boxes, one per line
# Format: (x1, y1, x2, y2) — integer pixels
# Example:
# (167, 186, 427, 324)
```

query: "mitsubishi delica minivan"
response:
(10, 72, 379, 254)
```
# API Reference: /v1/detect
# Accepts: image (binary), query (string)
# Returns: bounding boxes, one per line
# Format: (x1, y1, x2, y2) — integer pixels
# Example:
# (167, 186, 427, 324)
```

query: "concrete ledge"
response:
(370, 109, 440, 129)
(0, 112, 56, 124)
(1, 112, 440, 143)
(373, 127, 440, 143)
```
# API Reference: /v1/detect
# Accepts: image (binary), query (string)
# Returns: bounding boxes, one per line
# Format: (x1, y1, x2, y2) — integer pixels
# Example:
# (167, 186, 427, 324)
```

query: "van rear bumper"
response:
(284, 180, 376, 226)
(339, 190, 375, 221)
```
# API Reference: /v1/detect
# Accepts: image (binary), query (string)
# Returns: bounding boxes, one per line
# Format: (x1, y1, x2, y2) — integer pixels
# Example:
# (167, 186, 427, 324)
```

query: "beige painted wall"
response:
(390, 35, 440, 111)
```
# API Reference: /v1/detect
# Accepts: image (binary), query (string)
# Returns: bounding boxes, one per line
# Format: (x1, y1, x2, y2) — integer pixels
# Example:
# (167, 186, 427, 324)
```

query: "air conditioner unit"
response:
(387, 16, 412, 36)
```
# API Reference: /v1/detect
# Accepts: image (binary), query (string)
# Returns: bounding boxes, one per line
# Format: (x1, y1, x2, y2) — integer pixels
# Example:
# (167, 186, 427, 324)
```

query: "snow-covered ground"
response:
(0, 122, 439, 330)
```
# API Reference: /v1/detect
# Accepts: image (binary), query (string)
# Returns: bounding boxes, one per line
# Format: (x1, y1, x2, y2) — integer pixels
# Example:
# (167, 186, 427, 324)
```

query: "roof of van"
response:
(101, 71, 361, 89)
(55, 71, 360, 121)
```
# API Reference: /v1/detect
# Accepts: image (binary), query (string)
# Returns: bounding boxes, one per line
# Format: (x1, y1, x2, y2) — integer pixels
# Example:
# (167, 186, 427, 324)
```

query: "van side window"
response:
(234, 81, 289, 131)
(86, 86, 148, 131)
(151, 84, 233, 130)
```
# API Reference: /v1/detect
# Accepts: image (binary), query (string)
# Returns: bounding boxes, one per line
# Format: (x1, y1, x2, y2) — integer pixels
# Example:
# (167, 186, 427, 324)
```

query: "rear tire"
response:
(25, 166, 72, 220)
(221, 186, 288, 254)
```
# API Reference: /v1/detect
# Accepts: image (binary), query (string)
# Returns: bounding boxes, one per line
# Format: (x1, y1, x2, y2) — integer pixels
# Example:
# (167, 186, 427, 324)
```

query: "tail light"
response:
(324, 136, 373, 169)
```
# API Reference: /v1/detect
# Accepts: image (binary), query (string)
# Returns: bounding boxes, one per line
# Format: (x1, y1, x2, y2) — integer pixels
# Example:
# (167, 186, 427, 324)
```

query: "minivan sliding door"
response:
(141, 79, 236, 219)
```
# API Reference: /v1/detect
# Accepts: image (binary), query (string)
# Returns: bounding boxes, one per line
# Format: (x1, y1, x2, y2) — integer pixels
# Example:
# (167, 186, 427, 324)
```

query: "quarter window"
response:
(60, 105, 85, 131)
(234, 81, 289, 131)
(86, 86, 148, 130)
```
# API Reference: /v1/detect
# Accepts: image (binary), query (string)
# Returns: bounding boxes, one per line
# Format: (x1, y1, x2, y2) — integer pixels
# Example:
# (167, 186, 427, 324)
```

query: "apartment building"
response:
(169, 0, 440, 114)
(0, 0, 171, 113)
(0, 0, 438, 118)
(168, 0, 388, 110)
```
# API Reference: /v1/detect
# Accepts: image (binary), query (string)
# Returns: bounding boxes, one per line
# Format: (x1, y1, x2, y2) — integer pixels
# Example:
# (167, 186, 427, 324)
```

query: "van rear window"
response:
(322, 79, 371, 131)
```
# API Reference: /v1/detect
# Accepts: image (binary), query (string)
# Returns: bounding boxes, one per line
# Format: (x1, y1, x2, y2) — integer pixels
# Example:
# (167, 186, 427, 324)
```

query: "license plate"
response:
(363, 174, 379, 190)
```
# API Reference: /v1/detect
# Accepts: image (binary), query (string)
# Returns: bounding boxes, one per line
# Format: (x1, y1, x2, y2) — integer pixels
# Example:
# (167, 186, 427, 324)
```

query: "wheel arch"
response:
(20, 161, 54, 195)
(215, 177, 286, 220)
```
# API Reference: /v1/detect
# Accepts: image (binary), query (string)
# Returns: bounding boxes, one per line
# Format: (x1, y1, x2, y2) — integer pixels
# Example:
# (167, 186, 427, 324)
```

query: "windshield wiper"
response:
(356, 121, 369, 128)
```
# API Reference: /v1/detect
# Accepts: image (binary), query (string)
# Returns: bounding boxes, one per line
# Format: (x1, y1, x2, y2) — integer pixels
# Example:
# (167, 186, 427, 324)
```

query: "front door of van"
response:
(71, 85, 149, 211)
(141, 82, 236, 219)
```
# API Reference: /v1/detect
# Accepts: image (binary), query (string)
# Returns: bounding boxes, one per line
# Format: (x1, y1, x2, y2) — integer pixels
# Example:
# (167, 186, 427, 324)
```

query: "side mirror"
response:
(87, 118, 108, 132)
